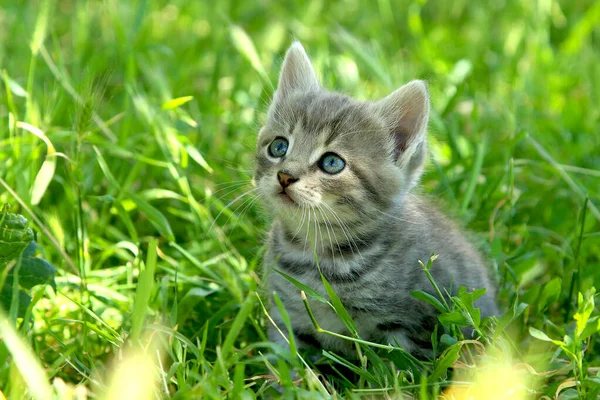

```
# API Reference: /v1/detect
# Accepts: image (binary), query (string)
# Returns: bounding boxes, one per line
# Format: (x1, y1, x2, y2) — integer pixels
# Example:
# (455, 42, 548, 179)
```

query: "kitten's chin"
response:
(276, 191, 297, 206)
(262, 192, 300, 214)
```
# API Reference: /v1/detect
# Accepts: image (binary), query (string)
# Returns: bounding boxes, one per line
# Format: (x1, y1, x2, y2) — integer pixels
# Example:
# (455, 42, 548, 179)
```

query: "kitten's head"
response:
(255, 42, 429, 229)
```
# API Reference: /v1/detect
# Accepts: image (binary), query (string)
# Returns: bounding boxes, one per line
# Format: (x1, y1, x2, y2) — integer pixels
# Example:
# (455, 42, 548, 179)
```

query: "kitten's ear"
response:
(376, 80, 430, 185)
(275, 42, 319, 100)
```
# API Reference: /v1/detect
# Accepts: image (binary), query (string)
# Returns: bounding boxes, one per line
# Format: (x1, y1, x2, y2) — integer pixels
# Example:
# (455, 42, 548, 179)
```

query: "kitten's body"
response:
(265, 195, 498, 355)
(256, 42, 498, 356)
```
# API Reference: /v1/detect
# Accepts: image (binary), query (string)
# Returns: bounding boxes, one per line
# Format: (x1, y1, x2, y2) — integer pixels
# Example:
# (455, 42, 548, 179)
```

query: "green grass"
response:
(1, 0, 599, 398)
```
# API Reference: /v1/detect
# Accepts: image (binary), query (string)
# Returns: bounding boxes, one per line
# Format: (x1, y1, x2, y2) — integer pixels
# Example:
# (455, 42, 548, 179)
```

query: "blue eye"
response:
(268, 137, 288, 158)
(319, 153, 345, 174)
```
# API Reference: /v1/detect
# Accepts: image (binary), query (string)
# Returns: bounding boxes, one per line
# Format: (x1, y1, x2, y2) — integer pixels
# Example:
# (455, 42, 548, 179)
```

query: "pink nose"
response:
(277, 171, 298, 188)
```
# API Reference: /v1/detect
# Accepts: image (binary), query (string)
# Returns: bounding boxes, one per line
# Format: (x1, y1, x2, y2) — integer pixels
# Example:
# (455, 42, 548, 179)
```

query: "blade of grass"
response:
(0, 310, 52, 400)
(127, 192, 175, 242)
(565, 197, 589, 322)
(272, 291, 298, 360)
(220, 288, 256, 361)
(229, 25, 271, 87)
(130, 238, 158, 343)
(528, 136, 600, 222)
(460, 137, 486, 214)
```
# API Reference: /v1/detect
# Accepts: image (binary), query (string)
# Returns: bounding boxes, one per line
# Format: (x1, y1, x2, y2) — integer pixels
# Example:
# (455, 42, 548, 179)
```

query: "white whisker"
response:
(321, 202, 365, 264)
(208, 187, 260, 232)
(223, 192, 264, 240)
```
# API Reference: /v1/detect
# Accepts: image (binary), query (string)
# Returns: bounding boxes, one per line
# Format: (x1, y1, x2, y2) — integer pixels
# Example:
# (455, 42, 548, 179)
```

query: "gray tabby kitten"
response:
(255, 42, 498, 356)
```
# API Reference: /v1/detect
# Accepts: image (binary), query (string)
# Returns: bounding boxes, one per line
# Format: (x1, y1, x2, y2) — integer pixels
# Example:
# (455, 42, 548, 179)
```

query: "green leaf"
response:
(411, 290, 447, 313)
(17, 122, 57, 205)
(0, 209, 34, 264)
(161, 96, 194, 110)
(274, 268, 328, 304)
(0, 241, 30, 265)
(178, 287, 219, 313)
(0, 286, 31, 318)
(457, 286, 487, 305)
(0, 309, 53, 400)
(59, 293, 123, 345)
(586, 376, 600, 386)
(460, 138, 486, 213)
(320, 273, 358, 336)
(438, 310, 470, 327)
(52, 318, 122, 346)
(12, 257, 56, 291)
(272, 291, 298, 359)
(430, 342, 462, 381)
(0, 209, 29, 229)
(22, 241, 38, 259)
(537, 277, 561, 312)
(496, 300, 528, 334)
(93, 145, 121, 189)
(170, 242, 221, 282)
(0, 223, 34, 241)
(559, 0, 600, 55)
(86, 194, 116, 204)
(574, 288, 596, 338)
(140, 188, 186, 202)
(31, 158, 57, 206)
(220, 290, 256, 361)
(322, 350, 377, 382)
(233, 362, 246, 397)
(440, 334, 457, 348)
(579, 316, 600, 342)
(529, 327, 554, 342)
(557, 389, 580, 400)
(127, 192, 175, 241)
(130, 238, 158, 343)
(185, 144, 213, 173)
(453, 286, 486, 327)
(6, 77, 28, 98)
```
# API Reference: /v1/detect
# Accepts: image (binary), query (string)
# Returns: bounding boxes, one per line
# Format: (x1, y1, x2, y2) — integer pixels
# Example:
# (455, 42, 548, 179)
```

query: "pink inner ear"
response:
(393, 125, 413, 160)
(379, 80, 429, 162)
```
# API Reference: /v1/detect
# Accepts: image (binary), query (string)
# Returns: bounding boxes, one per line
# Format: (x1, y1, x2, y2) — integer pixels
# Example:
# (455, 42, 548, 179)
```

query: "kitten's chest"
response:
(268, 252, 378, 325)
(280, 272, 378, 341)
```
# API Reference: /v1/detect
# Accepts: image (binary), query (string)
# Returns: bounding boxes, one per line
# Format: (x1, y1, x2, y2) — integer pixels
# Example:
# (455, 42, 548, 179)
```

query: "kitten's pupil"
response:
(320, 153, 345, 174)
(269, 137, 288, 158)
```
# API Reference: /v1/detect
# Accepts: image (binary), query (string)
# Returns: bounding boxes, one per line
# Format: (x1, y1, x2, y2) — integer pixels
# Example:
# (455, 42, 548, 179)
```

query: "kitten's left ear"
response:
(376, 80, 430, 186)
(274, 42, 320, 101)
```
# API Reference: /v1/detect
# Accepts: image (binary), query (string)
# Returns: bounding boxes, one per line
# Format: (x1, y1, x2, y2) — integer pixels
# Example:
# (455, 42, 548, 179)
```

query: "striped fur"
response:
(256, 42, 498, 357)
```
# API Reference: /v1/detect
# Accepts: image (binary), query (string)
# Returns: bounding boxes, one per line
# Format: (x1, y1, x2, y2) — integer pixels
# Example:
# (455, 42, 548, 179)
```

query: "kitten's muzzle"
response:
(277, 171, 298, 189)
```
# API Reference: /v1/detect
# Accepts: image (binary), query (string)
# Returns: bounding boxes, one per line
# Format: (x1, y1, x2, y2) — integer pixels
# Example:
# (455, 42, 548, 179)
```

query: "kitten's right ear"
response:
(274, 42, 319, 101)
(376, 80, 430, 188)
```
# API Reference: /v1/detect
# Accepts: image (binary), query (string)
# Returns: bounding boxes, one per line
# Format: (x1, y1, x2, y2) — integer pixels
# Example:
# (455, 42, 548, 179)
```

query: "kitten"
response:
(255, 42, 498, 357)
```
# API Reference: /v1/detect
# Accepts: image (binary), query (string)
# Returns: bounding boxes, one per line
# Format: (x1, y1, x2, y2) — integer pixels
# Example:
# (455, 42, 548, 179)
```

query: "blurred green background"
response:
(0, 0, 599, 398)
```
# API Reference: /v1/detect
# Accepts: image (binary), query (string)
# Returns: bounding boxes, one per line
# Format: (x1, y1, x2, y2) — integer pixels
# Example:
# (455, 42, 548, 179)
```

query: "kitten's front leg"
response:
(381, 329, 435, 359)
(266, 307, 323, 392)
(382, 330, 418, 354)
(267, 306, 320, 355)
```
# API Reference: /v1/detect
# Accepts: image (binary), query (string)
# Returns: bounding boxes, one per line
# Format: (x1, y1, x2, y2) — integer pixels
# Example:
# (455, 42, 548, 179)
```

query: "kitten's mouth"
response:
(277, 191, 297, 205)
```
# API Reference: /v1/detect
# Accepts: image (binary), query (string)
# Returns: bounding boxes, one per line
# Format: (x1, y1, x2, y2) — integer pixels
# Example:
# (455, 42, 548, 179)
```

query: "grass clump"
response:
(0, 0, 599, 398)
